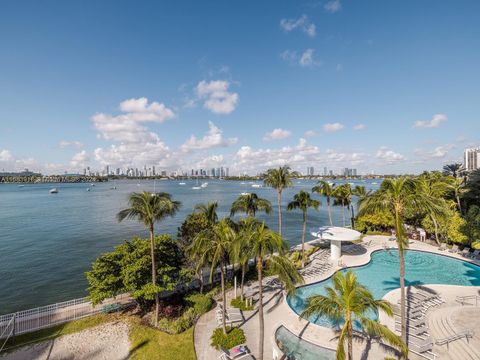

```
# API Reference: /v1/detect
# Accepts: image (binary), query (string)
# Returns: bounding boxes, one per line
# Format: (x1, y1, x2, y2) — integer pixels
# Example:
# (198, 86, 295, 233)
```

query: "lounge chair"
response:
(438, 243, 447, 251)
(449, 244, 459, 253)
(469, 249, 480, 259)
(219, 352, 255, 360)
(460, 247, 471, 257)
(408, 335, 434, 354)
(219, 345, 254, 360)
(395, 322, 428, 336)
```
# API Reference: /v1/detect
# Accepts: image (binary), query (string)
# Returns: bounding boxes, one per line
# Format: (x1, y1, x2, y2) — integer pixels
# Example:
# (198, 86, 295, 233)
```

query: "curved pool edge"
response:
(285, 238, 480, 329)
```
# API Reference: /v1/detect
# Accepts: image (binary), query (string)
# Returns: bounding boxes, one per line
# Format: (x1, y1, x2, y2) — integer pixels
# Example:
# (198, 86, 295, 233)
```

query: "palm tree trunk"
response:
(342, 201, 346, 226)
(150, 225, 159, 327)
(301, 211, 307, 268)
(257, 257, 264, 360)
(199, 269, 204, 294)
(220, 263, 227, 334)
(240, 266, 245, 301)
(399, 248, 407, 345)
(456, 195, 462, 215)
(347, 319, 353, 360)
(432, 216, 440, 245)
(277, 190, 282, 237)
(327, 198, 333, 226)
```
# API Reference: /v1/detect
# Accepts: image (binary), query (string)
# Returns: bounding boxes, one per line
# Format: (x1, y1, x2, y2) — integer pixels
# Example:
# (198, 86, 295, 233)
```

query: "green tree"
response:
(312, 180, 335, 226)
(301, 271, 407, 360)
(333, 184, 352, 227)
(117, 191, 181, 326)
(263, 166, 299, 236)
(230, 192, 272, 218)
(442, 163, 465, 178)
(190, 219, 236, 334)
(463, 169, 480, 213)
(463, 205, 480, 244)
(244, 222, 303, 360)
(287, 190, 320, 267)
(447, 177, 467, 214)
(358, 178, 442, 343)
(86, 235, 183, 309)
(194, 201, 219, 225)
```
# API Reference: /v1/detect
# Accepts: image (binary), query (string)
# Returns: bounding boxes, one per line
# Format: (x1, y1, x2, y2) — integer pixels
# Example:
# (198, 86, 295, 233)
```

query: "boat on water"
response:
(241, 192, 250, 196)
(49, 188, 58, 194)
(179, 182, 186, 185)
(240, 182, 246, 185)
(200, 182, 208, 188)
(18, 185, 25, 187)
(251, 184, 262, 188)
(372, 182, 378, 185)
(86, 188, 91, 192)
(192, 186, 201, 190)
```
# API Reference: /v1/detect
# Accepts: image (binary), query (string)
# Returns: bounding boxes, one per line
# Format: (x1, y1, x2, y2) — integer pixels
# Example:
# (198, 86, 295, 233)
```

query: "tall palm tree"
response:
(333, 184, 352, 227)
(245, 222, 303, 360)
(301, 271, 407, 360)
(263, 166, 299, 236)
(415, 175, 449, 244)
(287, 190, 320, 267)
(443, 163, 465, 178)
(190, 219, 235, 334)
(230, 192, 272, 218)
(117, 191, 181, 327)
(358, 178, 443, 343)
(312, 180, 335, 226)
(352, 185, 371, 228)
(194, 201, 219, 225)
(448, 177, 467, 214)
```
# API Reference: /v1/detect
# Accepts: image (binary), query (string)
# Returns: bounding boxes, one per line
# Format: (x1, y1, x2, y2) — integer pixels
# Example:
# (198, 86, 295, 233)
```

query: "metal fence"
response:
(0, 293, 131, 343)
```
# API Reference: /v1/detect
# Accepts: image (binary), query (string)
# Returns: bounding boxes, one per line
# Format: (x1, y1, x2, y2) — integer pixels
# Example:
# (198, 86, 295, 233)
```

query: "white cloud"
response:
(0, 149, 13, 162)
(324, 0, 342, 13)
(281, 49, 322, 67)
(118, 97, 175, 122)
(196, 80, 239, 114)
(353, 124, 366, 130)
(59, 140, 83, 149)
(181, 121, 238, 152)
(375, 147, 405, 162)
(280, 15, 316, 37)
(70, 150, 90, 168)
(304, 130, 317, 137)
(413, 114, 447, 128)
(323, 122, 345, 132)
(263, 128, 291, 141)
(196, 155, 225, 169)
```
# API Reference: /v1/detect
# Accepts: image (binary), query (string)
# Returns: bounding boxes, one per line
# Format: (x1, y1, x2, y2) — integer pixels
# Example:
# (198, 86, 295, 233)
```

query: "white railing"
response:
(0, 293, 131, 343)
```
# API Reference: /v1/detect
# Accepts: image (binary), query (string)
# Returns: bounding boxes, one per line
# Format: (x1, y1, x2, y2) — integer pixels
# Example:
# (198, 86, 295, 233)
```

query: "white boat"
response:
(179, 182, 186, 185)
(200, 182, 208, 188)
(86, 188, 91, 192)
(372, 182, 378, 185)
(192, 186, 201, 190)
(241, 192, 250, 196)
(49, 188, 58, 194)
(251, 184, 262, 188)
(18, 185, 25, 187)
(240, 182, 246, 185)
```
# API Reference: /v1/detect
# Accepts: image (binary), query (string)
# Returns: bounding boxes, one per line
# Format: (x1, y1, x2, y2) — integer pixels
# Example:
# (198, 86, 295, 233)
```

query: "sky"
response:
(0, 0, 479, 175)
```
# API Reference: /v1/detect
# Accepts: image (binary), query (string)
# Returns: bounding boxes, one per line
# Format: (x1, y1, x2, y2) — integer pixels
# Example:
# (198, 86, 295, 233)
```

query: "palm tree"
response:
(287, 190, 320, 267)
(443, 163, 465, 178)
(190, 219, 236, 334)
(230, 192, 272, 218)
(333, 184, 352, 227)
(245, 222, 303, 360)
(117, 191, 181, 327)
(301, 271, 407, 360)
(358, 178, 443, 343)
(352, 185, 371, 228)
(194, 201, 219, 225)
(312, 180, 335, 226)
(448, 177, 467, 214)
(263, 166, 299, 236)
(415, 175, 449, 245)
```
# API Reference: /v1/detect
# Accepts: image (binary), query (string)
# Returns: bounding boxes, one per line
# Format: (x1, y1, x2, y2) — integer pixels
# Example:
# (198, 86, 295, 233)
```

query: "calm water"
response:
(288, 250, 480, 327)
(0, 179, 379, 314)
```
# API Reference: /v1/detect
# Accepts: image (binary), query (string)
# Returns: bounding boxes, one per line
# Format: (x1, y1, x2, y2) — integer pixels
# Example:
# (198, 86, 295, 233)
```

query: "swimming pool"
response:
(287, 249, 480, 327)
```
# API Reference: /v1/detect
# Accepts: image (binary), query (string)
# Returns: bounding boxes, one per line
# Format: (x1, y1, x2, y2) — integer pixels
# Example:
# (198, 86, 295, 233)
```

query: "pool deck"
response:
(194, 235, 480, 360)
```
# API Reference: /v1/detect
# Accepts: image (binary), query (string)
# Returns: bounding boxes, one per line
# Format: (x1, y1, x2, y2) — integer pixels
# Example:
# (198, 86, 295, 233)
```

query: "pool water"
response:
(288, 250, 480, 327)
(275, 325, 335, 360)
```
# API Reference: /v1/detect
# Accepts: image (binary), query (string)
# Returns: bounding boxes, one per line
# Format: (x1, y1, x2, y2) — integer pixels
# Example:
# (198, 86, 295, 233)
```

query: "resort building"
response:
(464, 147, 480, 171)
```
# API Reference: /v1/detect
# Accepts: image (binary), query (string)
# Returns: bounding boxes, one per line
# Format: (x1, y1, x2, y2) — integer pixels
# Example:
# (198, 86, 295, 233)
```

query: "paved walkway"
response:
(194, 236, 480, 360)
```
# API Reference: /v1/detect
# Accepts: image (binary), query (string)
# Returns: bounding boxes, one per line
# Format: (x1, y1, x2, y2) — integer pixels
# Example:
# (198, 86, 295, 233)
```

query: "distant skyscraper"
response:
(307, 167, 314, 176)
(323, 167, 327, 176)
(464, 147, 480, 171)
(152, 165, 156, 176)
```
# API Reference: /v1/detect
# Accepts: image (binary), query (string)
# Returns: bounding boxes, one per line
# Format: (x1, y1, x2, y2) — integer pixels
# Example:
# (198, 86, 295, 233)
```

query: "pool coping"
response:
(285, 241, 480, 327)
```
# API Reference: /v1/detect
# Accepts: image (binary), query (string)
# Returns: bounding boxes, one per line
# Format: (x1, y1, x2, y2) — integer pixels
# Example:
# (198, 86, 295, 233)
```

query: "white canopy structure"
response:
(310, 226, 362, 260)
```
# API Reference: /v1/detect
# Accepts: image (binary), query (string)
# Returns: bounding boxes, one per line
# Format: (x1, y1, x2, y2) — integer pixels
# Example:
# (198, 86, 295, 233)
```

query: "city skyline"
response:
(1, 1, 479, 175)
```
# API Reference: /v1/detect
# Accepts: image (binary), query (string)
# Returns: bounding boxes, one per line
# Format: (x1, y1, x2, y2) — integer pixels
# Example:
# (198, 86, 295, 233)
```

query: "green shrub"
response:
(230, 297, 254, 311)
(157, 307, 196, 334)
(210, 327, 246, 350)
(185, 293, 213, 315)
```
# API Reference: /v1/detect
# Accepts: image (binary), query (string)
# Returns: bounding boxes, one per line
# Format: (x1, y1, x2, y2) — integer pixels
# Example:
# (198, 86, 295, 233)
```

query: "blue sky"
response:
(0, 0, 479, 175)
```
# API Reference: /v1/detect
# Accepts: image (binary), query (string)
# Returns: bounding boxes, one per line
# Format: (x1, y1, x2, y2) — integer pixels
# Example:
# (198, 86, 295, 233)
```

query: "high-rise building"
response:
(464, 147, 480, 171)
(307, 167, 314, 176)
(323, 167, 327, 176)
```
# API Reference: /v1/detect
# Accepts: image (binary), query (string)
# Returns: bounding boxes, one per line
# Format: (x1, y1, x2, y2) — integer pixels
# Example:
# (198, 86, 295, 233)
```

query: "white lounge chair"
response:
(408, 335, 434, 354)
(449, 244, 459, 253)
(438, 243, 447, 251)
(460, 247, 471, 257)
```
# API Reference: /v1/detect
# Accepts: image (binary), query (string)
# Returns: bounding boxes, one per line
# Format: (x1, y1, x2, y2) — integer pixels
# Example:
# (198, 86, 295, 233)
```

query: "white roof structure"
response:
(311, 226, 362, 260)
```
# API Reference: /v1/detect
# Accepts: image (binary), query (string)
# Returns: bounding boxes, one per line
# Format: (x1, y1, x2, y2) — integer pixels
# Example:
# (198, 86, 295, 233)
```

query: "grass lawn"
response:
(2, 314, 197, 360)
(129, 318, 196, 360)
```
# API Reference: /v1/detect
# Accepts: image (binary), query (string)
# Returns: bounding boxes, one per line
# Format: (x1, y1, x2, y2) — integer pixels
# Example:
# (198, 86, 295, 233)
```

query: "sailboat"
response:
(49, 188, 58, 194)
(192, 177, 201, 190)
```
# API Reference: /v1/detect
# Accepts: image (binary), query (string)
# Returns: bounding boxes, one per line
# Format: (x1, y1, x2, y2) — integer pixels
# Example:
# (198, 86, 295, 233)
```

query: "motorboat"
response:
(179, 182, 186, 185)
(240, 192, 250, 196)
(200, 182, 208, 188)
(49, 188, 58, 194)
(251, 184, 262, 188)
(192, 186, 201, 190)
